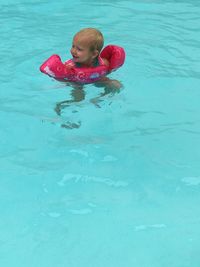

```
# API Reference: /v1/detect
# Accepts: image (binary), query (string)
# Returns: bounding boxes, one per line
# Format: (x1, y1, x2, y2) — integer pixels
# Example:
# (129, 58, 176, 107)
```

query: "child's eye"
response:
(77, 47, 83, 51)
(71, 44, 83, 52)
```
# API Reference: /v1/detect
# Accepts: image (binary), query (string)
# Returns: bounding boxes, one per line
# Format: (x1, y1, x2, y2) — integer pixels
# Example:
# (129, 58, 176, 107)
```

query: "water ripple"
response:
(58, 173, 128, 188)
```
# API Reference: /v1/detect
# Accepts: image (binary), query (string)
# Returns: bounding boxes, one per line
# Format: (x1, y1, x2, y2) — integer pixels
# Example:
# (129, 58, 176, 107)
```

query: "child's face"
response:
(70, 34, 98, 66)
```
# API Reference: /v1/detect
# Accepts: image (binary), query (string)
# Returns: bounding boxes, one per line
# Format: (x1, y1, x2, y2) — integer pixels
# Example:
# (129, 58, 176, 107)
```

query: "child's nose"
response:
(71, 47, 76, 55)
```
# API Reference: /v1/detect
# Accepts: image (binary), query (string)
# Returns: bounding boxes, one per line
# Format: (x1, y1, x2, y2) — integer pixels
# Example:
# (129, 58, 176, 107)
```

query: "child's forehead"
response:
(73, 35, 94, 48)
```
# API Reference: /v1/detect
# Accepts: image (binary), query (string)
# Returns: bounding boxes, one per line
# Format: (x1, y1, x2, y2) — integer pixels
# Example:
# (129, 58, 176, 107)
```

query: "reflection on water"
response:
(61, 120, 82, 129)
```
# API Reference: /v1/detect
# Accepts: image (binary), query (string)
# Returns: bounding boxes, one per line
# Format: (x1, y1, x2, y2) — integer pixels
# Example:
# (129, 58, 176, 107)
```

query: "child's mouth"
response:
(73, 56, 79, 61)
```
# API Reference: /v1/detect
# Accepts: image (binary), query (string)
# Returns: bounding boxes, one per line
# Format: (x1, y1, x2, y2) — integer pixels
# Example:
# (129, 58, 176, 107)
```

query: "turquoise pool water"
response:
(1, 0, 200, 266)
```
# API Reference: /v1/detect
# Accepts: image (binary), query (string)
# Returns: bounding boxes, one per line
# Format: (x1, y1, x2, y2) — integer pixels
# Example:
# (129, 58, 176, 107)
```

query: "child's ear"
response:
(92, 49, 99, 59)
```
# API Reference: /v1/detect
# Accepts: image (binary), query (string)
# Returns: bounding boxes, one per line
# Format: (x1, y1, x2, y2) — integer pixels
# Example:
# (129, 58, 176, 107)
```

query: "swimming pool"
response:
(1, 0, 200, 266)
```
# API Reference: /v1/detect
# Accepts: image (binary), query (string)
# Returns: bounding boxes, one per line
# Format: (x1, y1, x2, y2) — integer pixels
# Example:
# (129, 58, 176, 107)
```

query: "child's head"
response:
(70, 28, 104, 66)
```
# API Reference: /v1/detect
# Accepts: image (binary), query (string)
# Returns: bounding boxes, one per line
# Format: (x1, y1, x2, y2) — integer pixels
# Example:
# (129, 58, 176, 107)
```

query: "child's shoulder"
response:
(64, 59, 75, 67)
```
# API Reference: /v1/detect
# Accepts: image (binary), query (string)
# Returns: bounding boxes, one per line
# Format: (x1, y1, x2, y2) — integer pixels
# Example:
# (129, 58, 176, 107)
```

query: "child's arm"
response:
(102, 57, 109, 67)
(97, 77, 122, 90)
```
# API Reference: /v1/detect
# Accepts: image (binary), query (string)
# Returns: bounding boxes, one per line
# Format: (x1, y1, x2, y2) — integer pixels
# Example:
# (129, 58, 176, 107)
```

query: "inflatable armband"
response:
(40, 45, 125, 84)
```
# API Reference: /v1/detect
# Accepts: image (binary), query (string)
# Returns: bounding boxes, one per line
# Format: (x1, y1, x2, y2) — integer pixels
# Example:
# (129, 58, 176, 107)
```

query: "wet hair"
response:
(75, 28, 104, 53)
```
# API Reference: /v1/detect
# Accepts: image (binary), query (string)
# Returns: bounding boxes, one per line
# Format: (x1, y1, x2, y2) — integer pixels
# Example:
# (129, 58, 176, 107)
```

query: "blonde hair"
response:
(75, 28, 104, 53)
